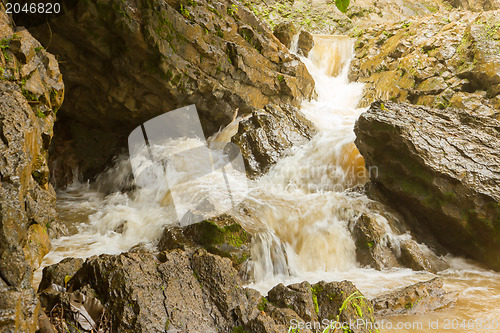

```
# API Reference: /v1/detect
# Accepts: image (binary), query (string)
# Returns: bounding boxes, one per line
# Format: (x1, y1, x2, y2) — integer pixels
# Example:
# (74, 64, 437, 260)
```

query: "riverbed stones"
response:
(158, 215, 252, 277)
(354, 101, 500, 271)
(273, 21, 297, 49)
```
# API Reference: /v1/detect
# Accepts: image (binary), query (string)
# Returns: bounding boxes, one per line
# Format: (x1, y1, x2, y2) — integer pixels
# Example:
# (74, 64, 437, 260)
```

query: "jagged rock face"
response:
(0, 5, 64, 332)
(445, 0, 500, 11)
(28, 0, 315, 182)
(372, 277, 458, 316)
(349, 10, 500, 120)
(354, 102, 500, 271)
(247, 0, 453, 35)
(38, 249, 378, 333)
(232, 104, 317, 178)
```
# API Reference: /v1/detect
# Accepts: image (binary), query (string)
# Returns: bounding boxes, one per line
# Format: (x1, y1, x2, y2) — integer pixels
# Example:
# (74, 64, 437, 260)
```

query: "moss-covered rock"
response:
(350, 10, 500, 120)
(158, 215, 252, 275)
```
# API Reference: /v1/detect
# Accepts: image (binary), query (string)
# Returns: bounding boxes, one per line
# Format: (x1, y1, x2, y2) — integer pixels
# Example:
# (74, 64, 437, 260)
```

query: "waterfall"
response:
(39, 35, 383, 279)
(38, 34, 500, 331)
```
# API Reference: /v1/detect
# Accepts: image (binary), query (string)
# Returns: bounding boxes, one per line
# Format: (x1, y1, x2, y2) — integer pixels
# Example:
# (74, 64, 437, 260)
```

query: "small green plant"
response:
(36, 109, 46, 118)
(180, 4, 191, 19)
(227, 4, 238, 16)
(34, 46, 45, 52)
(335, 0, 350, 13)
(257, 297, 268, 311)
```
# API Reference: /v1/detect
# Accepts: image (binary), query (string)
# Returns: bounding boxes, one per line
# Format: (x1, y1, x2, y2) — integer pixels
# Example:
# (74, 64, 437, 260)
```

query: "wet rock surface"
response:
(372, 277, 458, 316)
(158, 215, 252, 277)
(0, 4, 65, 332)
(350, 10, 500, 120)
(354, 101, 500, 271)
(38, 248, 378, 333)
(245, 0, 453, 35)
(28, 0, 315, 182)
(232, 104, 317, 178)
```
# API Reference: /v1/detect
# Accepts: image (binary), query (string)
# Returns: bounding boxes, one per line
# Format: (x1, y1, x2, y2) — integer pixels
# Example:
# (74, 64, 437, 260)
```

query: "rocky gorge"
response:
(0, 0, 499, 332)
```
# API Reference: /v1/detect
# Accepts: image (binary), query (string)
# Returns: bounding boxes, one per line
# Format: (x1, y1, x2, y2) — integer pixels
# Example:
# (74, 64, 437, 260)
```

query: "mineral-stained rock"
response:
(354, 101, 500, 271)
(371, 277, 458, 316)
(350, 10, 500, 120)
(0, 4, 65, 331)
(29, 0, 315, 182)
(232, 104, 317, 178)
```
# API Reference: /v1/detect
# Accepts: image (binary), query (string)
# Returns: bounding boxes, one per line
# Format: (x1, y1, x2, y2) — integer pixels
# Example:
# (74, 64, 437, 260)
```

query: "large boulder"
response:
(267, 280, 377, 333)
(232, 104, 317, 178)
(0, 4, 65, 332)
(350, 10, 500, 120)
(28, 0, 315, 183)
(354, 101, 500, 271)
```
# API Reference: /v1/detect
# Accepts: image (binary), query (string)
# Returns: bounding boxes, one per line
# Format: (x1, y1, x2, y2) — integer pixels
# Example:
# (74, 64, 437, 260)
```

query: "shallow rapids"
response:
(38, 34, 500, 332)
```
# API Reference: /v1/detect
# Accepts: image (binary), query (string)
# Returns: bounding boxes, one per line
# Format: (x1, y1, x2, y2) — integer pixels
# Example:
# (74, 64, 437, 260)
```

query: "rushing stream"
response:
(38, 35, 500, 332)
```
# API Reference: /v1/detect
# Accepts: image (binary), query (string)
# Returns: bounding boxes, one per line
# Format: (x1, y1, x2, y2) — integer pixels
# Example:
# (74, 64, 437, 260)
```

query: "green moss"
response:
(311, 284, 323, 314)
(232, 326, 250, 333)
(257, 297, 268, 311)
(312, 292, 319, 314)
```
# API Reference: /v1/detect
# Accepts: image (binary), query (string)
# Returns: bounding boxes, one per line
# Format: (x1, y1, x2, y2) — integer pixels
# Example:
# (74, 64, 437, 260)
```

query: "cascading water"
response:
(39, 34, 500, 333)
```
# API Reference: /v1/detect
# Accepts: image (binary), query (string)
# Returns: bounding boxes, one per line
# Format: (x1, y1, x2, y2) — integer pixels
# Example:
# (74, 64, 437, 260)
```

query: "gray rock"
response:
(232, 104, 317, 178)
(268, 282, 318, 322)
(38, 258, 84, 292)
(158, 215, 252, 277)
(355, 101, 500, 271)
(372, 277, 458, 316)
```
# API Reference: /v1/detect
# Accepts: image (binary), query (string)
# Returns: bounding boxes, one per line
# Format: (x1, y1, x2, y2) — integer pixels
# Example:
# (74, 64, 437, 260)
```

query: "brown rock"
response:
(273, 21, 297, 49)
(0, 4, 64, 330)
(297, 31, 314, 57)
